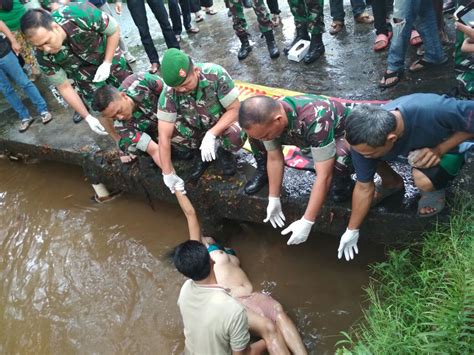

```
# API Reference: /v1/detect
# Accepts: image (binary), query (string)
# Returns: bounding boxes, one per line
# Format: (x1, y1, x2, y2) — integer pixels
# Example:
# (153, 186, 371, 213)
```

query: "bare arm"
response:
(303, 158, 335, 222)
(56, 81, 90, 118)
(175, 191, 201, 242)
(347, 181, 375, 230)
(0, 21, 20, 55)
(267, 149, 284, 197)
(100, 117, 121, 141)
(146, 141, 162, 169)
(158, 120, 175, 174)
(104, 26, 120, 63)
(208, 99, 239, 137)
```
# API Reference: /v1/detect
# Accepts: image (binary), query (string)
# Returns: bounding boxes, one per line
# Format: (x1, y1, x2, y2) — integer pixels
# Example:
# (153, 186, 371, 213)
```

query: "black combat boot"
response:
(238, 36, 252, 60)
(284, 25, 310, 55)
(303, 34, 325, 64)
(188, 151, 211, 182)
(330, 175, 354, 203)
(263, 31, 280, 59)
(243, 0, 252, 8)
(218, 148, 237, 176)
(244, 155, 268, 195)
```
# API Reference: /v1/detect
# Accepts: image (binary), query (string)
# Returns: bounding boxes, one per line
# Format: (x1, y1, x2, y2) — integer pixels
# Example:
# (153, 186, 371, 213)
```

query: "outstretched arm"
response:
(175, 191, 201, 242)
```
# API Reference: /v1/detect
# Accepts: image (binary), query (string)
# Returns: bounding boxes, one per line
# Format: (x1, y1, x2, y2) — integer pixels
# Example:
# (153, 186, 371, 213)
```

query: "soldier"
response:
(239, 94, 355, 245)
(20, 4, 133, 134)
(157, 49, 268, 195)
(229, 0, 279, 60)
(91, 72, 165, 167)
(285, 0, 325, 64)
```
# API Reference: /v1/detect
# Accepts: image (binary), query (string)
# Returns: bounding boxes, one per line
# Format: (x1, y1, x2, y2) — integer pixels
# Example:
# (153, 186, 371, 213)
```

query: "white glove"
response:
(85, 114, 108, 135)
(93, 61, 112, 82)
(263, 197, 285, 228)
(163, 172, 186, 194)
(281, 217, 314, 245)
(337, 228, 360, 261)
(200, 131, 217, 162)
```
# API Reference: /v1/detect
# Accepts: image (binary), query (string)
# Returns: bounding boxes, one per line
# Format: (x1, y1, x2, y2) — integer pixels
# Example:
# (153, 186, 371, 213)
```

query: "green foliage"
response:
(337, 199, 474, 355)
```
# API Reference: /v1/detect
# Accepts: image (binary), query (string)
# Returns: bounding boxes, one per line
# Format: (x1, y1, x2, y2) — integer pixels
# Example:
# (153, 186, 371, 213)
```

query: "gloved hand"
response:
(163, 172, 186, 194)
(263, 197, 285, 228)
(281, 217, 314, 245)
(337, 228, 360, 261)
(93, 61, 112, 82)
(200, 131, 217, 162)
(85, 114, 108, 135)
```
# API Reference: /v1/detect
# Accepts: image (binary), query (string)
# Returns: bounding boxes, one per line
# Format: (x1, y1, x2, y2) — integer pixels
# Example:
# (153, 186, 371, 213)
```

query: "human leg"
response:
(329, 0, 345, 22)
(168, 0, 184, 35)
(179, 0, 194, 30)
(146, 0, 181, 49)
(252, 0, 280, 58)
(273, 306, 307, 355)
(284, 0, 311, 52)
(245, 306, 290, 355)
(127, 0, 161, 65)
(229, 0, 252, 59)
(0, 66, 31, 121)
(304, 0, 325, 64)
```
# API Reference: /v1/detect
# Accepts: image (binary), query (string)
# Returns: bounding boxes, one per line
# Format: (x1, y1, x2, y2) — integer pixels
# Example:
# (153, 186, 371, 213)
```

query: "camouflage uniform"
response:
(455, 30, 474, 97)
(36, 3, 132, 106)
(157, 62, 250, 153)
(288, 0, 325, 35)
(114, 73, 164, 154)
(229, 0, 273, 38)
(263, 95, 356, 175)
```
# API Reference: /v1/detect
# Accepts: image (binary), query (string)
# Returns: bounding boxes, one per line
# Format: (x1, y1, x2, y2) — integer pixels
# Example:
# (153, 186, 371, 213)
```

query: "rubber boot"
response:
(218, 148, 237, 176)
(330, 175, 354, 203)
(284, 25, 310, 55)
(244, 155, 268, 195)
(238, 36, 252, 60)
(263, 31, 280, 59)
(243, 0, 252, 8)
(303, 34, 325, 64)
(188, 150, 211, 182)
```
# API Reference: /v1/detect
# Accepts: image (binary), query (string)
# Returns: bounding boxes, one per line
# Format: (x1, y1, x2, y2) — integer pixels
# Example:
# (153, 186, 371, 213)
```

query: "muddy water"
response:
(0, 159, 386, 354)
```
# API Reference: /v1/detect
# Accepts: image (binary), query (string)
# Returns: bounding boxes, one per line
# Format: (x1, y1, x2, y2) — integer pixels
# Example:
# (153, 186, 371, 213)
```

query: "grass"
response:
(336, 198, 474, 355)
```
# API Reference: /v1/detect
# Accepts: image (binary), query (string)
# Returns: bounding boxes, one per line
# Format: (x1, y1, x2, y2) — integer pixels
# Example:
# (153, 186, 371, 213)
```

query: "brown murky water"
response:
(0, 159, 386, 354)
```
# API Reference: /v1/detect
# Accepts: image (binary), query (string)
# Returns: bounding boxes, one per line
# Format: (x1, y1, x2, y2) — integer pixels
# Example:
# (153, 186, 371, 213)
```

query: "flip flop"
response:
(205, 8, 217, 15)
(329, 21, 344, 35)
(379, 70, 403, 88)
(410, 30, 423, 46)
(149, 62, 160, 74)
(373, 32, 392, 51)
(409, 58, 448, 73)
(417, 189, 445, 218)
(355, 12, 374, 24)
(372, 184, 404, 207)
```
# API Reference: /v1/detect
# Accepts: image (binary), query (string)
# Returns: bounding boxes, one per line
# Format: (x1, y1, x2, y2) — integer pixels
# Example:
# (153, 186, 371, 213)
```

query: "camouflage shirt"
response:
(36, 3, 127, 89)
(114, 73, 165, 153)
(156, 63, 240, 131)
(264, 95, 353, 162)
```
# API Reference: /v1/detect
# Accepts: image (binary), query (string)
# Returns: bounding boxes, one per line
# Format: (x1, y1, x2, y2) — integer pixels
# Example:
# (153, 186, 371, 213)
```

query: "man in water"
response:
(174, 191, 307, 354)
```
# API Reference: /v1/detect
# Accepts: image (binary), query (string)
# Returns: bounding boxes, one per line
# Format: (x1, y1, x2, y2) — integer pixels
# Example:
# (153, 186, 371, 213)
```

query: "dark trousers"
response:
(169, 0, 193, 34)
(127, 0, 180, 64)
(189, 0, 213, 12)
(372, 0, 393, 35)
(266, 0, 280, 14)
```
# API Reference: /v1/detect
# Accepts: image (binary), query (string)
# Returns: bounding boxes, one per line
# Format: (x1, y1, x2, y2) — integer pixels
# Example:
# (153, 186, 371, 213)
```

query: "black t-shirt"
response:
(0, 35, 11, 58)
(351, 93, 474, 183)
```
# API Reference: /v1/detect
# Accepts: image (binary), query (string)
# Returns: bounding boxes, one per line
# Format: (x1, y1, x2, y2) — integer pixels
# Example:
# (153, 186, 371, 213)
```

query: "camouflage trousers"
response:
(75, 56, 133, 106)
(115, 119, 157, 155)
(288, 0, 325, 35)
(172, 121, 266, 158)
(229, 0, 273, 38)
(455, 30, 474, 96)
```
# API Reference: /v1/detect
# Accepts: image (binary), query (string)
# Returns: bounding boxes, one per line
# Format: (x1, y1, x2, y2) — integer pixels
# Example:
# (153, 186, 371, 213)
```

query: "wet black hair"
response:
(92, 85, 121, 112)
(20, 9, 54, 36)
(345, 104, 397, 147)
(239, 95, 280, 129)
(173, 240, 211, 281)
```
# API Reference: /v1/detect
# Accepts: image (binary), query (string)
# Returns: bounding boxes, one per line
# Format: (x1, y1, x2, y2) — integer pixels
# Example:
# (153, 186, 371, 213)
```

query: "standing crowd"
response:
(0, 0, 473, 353)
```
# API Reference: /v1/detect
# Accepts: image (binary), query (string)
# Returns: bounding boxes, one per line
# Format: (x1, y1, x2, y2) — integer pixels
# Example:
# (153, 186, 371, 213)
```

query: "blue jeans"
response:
(330, 0, 367, 21)
(0, 51, 47, 121)
(388, 0, 446, 72)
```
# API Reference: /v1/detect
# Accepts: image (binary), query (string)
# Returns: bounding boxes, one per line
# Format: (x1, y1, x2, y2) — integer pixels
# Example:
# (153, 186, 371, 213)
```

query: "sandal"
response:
(205, 8, 217, 15)
(410, 30, 423, 46)
(195, 14, 204, 22)
(373, 32, 392, 51)
(417, 189, 446, 218)
(372, 184, 404, 207)
(355, 12, 374, 24)
(409, 58, 448, 73)
(19, 118, 34, 132)
(186, 27, 200, 34)
(149, 62, 160, 74)
(40, 111, 53, 124)
(379, 70, 403, 88)
(329, 21, 344, 35)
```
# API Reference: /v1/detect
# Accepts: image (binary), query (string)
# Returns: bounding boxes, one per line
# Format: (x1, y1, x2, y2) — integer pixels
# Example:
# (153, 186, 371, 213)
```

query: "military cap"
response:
(161, 48, 191, 87)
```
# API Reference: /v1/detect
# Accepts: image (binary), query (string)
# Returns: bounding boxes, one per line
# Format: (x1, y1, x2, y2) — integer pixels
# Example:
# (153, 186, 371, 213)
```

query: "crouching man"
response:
(339, 93, 474, 261)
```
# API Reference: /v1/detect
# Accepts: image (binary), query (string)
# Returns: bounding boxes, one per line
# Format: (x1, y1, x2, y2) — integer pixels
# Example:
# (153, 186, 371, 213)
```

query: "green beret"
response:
(161, 49, 191, 87)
